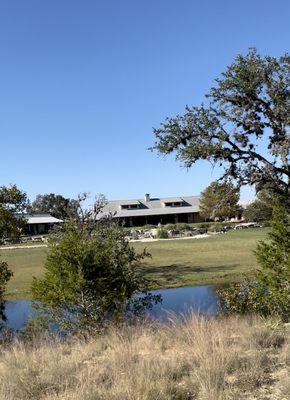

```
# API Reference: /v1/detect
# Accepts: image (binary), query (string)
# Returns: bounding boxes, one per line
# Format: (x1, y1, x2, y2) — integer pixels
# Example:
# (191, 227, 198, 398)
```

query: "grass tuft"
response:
(0, 315, 288, 400)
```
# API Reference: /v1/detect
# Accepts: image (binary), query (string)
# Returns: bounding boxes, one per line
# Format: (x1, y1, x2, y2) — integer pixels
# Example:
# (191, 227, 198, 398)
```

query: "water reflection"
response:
(4, 285, 218, 331)
(150, 285, 218, 321)
(4, 300, 37, 331)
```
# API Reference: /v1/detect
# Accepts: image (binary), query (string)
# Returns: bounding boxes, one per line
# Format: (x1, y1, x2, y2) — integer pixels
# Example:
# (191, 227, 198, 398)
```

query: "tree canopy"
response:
(199, 181, 241, 221)
(28, 193, 78, 220)
(0, 260, 13, 324)
(0, 184, 27, 242)
(152, 49, 289, 198)
(243, 189, 275, 222)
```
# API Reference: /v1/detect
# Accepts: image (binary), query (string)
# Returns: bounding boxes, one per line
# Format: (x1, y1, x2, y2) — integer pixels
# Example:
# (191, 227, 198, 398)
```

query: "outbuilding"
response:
(23, 213, 63, 235)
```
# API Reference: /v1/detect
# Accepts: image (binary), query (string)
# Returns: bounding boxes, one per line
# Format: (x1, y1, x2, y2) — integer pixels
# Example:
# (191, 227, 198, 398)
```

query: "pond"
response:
(4, 285, 219, 331)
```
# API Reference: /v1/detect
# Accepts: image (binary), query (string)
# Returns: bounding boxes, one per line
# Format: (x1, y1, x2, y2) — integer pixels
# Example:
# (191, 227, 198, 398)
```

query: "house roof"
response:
(98, 195, 201, 218)
(162, 197, 183, 203)
(18, 213, 63, 224)
(118, 200, 141, 206)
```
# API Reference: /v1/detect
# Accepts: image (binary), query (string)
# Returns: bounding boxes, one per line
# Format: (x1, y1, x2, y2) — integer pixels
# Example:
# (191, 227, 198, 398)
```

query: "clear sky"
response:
(1, 0, 289, 203)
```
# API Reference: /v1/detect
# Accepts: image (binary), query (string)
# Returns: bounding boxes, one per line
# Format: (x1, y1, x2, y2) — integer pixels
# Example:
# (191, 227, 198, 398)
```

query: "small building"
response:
(98, 194, 204, 227)
(23, 213, 63, 235)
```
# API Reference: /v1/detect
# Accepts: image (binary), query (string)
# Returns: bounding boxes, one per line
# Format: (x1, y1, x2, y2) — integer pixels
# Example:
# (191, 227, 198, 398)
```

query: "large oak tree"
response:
(152, 49, 289, 199)
(199, 181, 241, 221)
(0, 184, 27, 242)
(29, 193, 78, 220)
(242, 189, 275, 222)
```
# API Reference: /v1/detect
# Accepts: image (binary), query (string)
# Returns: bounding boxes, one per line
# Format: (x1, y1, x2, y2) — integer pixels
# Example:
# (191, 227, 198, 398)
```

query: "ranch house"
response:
(98, 194, 204, 227)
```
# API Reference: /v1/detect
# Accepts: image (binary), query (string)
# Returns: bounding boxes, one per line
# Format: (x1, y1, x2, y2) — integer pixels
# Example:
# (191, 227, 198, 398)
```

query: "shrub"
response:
(193, 222, 213, 229)
(163, 224, 176, 231)
(156, 228, 169, 239)
(175, 223, 190, 231)
(143, 224, 156, 229)
(31, 220, 161, 334)
(208, 225, 220, 233)
(218, 203, 290, 321)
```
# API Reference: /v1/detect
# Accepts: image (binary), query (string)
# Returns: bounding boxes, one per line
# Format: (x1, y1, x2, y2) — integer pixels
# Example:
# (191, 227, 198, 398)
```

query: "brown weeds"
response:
(0, 315, 288, 400)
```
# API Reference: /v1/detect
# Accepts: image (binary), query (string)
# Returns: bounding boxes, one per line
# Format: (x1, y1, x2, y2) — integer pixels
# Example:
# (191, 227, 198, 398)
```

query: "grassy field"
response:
(1, 228, 268, 300)
(3, 246, 47, 300)
(135, 228, 268, 289)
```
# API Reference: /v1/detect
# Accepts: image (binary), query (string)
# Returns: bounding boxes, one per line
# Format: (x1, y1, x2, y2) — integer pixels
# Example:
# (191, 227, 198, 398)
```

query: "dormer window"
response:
(119, 201, 140, 210)
(163, 198, 184, 207)
(164, 202, 182, 207)
(121, 204, 139, 210)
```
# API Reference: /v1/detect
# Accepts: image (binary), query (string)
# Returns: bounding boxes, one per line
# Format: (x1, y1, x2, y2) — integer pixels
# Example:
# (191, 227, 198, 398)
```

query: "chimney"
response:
(144, 193, 150, 203)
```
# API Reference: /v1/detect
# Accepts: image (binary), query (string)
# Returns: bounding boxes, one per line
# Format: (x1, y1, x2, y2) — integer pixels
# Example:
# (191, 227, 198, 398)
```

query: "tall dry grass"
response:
(0, 315, 288, 400)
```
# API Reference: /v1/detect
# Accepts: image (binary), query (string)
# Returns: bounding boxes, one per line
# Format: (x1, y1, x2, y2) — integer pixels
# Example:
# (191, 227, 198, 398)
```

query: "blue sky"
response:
(1, 0, 289, 203)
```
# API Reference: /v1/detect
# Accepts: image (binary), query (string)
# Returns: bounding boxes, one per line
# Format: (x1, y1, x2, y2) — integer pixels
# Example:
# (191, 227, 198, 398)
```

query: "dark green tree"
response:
(243, 187, 289, 222)
(218, 204, 290, 321)
(0, 260, 13, 323)
(29, 193, 78, 220)
(199, 181, 241, 221)
(243, 190, 274, 222)
(0, 184, 28, 242)
(31, 204, 160, 334)
(152, 49, 289, 198)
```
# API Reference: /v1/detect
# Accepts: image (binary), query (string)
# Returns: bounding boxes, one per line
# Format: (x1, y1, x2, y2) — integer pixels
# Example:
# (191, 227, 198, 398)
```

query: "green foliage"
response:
(143, 224, 156, 229)
(156, 228, 169, 239)
(243, 201, 272, 222)
(28, 193, 78, 220)
(192, 222, 212, 229)
(31, 219, 161, 334)
(163, 224, 191, 231)
(0, 184, 27, 242)
(255, 204, 289, 284)
(200, 181, 241, 221)
(175, 223, 190, 231)
(207, 225, 220, 233)
(0, 259, 13, 323)
(243, 189, 280, 222)
(164, 224, 176, 231)
(218, 204, 290, 321)
(152, 49, 289, 198)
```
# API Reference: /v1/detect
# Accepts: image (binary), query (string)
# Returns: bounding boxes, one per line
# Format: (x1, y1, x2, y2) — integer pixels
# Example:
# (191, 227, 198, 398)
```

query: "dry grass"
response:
(0, 316, 288, 400)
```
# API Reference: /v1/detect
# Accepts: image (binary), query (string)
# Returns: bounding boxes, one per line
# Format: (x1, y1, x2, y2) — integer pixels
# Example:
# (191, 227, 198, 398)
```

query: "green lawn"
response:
(2, 247, 47, 300)
(134, 228, 268, 289)
(1, 228, 268, 300)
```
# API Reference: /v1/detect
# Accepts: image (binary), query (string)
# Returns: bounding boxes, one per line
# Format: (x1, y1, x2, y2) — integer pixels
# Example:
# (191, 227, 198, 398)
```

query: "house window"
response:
(120, 204, 140, 210)
(164, 202, 183, 207)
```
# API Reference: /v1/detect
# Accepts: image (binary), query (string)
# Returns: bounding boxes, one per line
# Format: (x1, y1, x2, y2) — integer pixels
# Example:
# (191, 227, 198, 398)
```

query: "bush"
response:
(208, 225, 220, 233)
(31, 220, 161, 334)
(156, 228, 169, 239)
(143, 224, 156, 229)
(175, 223, 190, 231)
(193, 222, 212, 228)
(262, 220, 271, 227)
(218, 204, 290, 321)
(163, 224, 176, 231)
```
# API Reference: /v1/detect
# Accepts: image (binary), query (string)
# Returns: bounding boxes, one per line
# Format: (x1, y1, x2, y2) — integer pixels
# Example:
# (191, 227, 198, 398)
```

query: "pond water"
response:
(4, 285, 219, 331)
